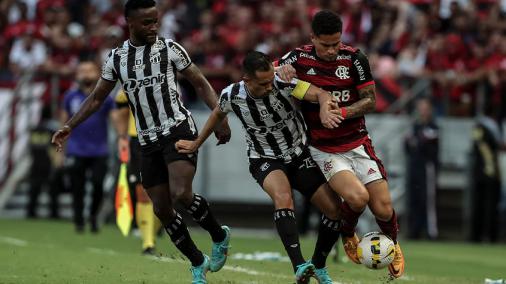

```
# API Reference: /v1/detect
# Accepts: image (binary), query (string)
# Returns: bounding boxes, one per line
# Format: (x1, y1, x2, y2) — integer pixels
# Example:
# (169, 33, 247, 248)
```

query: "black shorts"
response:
(139, 121, 198, 189)
(248, 148, 326, 199)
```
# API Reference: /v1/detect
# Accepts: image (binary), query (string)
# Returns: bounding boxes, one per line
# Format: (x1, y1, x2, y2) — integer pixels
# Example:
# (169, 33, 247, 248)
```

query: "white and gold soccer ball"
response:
(357, 231, 395, 269)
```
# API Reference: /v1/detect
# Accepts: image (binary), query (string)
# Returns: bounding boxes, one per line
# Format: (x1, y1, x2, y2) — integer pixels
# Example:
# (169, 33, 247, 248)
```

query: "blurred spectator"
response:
(405, 97, 439, 240)
(26, 106, 64, 219)
(469, 103, 503, 243)
(60, 60, 113, 233)
(8, 27, 47, 77)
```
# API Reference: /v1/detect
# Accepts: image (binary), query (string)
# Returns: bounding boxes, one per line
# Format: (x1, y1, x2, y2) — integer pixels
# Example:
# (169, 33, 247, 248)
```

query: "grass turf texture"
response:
(0, 219, 505, 284)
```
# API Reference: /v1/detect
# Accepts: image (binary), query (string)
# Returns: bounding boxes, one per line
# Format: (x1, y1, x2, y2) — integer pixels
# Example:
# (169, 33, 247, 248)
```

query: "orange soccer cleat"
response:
(342, 233, 361, 264)
(388, 242, 405, 278)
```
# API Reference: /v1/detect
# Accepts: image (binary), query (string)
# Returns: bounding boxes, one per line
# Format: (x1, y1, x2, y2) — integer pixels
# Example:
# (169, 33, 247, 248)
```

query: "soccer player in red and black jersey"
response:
(276, 10, 405, 279)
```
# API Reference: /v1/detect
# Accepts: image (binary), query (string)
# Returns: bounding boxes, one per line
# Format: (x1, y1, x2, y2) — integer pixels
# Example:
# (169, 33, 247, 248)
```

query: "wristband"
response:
(341, 107, 347, 119)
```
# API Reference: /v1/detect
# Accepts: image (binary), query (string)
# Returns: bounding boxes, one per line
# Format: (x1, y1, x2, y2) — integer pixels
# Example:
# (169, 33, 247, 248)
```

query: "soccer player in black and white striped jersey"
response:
(176, 51, 344, 284)
(52, 1, 231, 282)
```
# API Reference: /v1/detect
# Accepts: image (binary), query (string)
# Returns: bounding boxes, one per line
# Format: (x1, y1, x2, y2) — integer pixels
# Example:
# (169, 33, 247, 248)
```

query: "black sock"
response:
(165, 212, 204, 266)
(186, 194, 225, 242)
(274, 208, 305, 271)
(312, 215, 340, 269)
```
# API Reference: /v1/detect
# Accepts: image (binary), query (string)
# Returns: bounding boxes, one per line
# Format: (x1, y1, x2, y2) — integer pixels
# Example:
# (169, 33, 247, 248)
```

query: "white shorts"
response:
(309, 138, 387, 185)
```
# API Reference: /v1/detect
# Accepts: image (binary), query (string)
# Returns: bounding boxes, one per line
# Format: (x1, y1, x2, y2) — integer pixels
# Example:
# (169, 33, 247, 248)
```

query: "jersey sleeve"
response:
(352, 50, 374, 89)
(114, 89, 129, 108)
(275, 50, 299, 67)
(218, 86, 233, 114)
(167, 40, 192, 71)
(101, 50, 118, 82)
(274, 74, 310, 100)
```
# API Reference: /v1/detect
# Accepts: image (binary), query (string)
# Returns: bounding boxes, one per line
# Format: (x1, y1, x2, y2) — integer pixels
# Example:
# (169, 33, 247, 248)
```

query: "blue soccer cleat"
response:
(314, 266, 333, 284)
(190, 254, 210, 284)
(295, 261, 315, 284)
(209, 225, 231, 272)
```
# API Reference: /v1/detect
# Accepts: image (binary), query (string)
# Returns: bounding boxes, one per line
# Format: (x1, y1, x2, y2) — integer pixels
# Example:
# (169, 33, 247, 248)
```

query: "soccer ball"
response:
(357, 231, 395, 269)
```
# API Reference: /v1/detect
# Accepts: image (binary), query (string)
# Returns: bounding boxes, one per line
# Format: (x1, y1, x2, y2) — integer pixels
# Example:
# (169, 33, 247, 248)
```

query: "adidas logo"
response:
(367, 168, 376, 175)
(306, 68, 316, 75)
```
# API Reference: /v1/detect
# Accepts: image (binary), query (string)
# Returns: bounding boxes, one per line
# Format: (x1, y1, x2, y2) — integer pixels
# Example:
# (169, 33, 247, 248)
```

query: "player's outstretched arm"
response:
(181, 64, 231, 144)
(175, 107, 228, 153)
(51, 78, 116, 152)
(297, 84, 343, 129)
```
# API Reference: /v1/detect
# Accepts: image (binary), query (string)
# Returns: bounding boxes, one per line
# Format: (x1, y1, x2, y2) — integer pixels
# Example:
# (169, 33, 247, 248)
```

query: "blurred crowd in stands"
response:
(1, 0, 506, 116)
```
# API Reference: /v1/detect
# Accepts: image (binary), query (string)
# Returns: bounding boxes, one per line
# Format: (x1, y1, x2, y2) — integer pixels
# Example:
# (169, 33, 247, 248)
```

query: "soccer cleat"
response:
(342, 233, 361, 264)
(388, 242, 405, 278)
(190, 255, 210, 284)
(314, 266, 333, 284)
(295, 262, 315, 284)
(209, 226, 231, 272)
(142, 247, 156, 256)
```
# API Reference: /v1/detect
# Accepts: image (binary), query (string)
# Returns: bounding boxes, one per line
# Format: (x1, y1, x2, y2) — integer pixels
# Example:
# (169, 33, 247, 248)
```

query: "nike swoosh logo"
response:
(390, 265, 400, 275)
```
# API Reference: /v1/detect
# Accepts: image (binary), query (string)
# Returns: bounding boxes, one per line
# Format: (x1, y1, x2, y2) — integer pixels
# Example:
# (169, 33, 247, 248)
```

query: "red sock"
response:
(340, 202, 362, 237)
(376, 210, 399, 242)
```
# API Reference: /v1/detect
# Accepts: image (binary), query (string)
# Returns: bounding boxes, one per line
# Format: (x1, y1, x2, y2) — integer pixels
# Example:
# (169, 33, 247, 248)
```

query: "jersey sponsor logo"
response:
(132, 59, 145, 71)
(246, 112, 295, 135)
(336, 54, 351, 60)
(116, 47, 128, 58)
(138, 124, 166, 136)
(300, 52, 316, 60)
(259, 108, 274, 121)
(123, 73, 166, 92)
(306, 68, 316, 75)
(260, 162, 270, 171)
(354, 59, 366, 81)
(279, 54, 297, 66)
(137, 118, 176, 136)
(169, 43, 190, 67)
(335, 66, 350, 79)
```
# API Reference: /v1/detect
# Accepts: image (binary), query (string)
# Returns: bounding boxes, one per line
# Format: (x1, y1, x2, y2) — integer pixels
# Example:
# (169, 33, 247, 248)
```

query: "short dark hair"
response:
(124, 0, 156, 19)
(311, 10, 342, 36)
(242, 51, 272, 77)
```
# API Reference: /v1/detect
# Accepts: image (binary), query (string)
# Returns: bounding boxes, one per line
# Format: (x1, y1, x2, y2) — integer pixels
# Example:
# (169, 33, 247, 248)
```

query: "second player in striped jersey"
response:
(176, 51, 343, 284)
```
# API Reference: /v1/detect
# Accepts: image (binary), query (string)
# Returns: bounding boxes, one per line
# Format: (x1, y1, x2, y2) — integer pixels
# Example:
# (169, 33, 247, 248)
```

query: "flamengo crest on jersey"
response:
(102, 37, 196, 146)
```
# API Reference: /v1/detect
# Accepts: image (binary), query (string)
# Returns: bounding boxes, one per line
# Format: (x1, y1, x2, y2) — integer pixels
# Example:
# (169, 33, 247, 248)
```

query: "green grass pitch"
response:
(0, 219, 505, 283)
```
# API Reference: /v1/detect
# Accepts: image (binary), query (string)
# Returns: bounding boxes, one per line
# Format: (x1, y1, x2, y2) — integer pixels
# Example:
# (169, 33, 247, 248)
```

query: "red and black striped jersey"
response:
(276, 44, 375, 153)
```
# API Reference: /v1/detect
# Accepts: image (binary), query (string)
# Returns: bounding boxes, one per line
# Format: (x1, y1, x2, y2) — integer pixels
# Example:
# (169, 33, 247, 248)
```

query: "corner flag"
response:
(115, 162, 133, 236)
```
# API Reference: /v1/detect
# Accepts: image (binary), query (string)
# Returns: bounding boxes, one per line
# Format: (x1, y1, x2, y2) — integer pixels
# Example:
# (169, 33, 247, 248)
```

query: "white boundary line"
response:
(0, 235, 28, 246)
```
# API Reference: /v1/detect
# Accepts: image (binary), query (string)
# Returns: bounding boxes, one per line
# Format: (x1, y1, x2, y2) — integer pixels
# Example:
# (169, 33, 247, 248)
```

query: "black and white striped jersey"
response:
(219, 74, 310, 162)
(101, 37, 197, 146)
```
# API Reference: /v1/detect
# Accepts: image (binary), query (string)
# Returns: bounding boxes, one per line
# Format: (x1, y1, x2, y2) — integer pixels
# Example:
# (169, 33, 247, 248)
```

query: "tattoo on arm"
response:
(344, 84, 376, 118)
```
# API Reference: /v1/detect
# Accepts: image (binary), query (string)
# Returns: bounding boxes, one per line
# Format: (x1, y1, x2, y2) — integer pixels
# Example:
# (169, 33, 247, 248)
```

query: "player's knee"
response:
(170, 187, 192, 205)
(272, 191, 293, 209)
(371, 200, 393, 220)
(323, 205, 339, 220)
(347, 189, 369, 209)
(152, 204, 175, 225)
